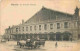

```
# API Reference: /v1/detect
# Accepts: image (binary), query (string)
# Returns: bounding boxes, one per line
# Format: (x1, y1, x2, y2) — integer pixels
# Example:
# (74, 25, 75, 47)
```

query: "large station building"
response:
(4, 7, 80, 41)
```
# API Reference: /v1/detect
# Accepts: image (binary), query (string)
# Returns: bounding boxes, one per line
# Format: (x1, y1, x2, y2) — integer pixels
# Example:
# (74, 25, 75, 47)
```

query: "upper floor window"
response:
(44, 24, 47, 30)
(50, 24, 53, 29)
(22, 27, 24, 31)
(19, 27, 20, 31)
(39, 25, 41, 30)
(26, 27, 28, 31)
(64, 22, 68, 28)
(6, 30, 8, 33)
(12, 30, 13, 33)
(16, 28, 18, 32)
(10, 30, 11, 33)
(30, 26, 32, 31)
(57, 23, 60, 29)
(34, 25, 36, 30)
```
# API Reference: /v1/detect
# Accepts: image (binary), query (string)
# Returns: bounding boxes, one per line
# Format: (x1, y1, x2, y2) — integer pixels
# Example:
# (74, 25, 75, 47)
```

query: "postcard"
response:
(0, 0, 80, 51)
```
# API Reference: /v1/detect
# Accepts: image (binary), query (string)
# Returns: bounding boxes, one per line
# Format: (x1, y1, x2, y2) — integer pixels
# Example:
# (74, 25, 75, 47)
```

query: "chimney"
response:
(74, 6, 79, 17)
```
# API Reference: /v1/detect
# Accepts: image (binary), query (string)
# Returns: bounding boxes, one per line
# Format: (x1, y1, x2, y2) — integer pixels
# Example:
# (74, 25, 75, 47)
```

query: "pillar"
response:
(47, 35, 50, 40)
(17, 35, 18, 40)
(28, 35, 30, 38)
(21, 35, 22, 40)
(9, 35, 11, 39)
(61, 35, 63, 41)
(25, 35, 27, 39)
(55, 35, 56, 41)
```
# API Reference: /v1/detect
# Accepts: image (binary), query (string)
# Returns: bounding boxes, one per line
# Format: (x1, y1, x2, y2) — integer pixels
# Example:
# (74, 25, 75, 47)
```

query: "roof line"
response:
(43, 7, 73, 15)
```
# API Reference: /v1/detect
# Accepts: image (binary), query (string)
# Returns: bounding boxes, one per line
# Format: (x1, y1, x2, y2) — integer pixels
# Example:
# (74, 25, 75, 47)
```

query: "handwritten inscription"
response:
(11, 3, 36, 6)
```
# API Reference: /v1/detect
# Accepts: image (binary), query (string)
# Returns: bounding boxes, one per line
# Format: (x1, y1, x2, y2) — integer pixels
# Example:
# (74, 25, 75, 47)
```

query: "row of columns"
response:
(47, 34, 72, 41)
(7, 34, 72, 41)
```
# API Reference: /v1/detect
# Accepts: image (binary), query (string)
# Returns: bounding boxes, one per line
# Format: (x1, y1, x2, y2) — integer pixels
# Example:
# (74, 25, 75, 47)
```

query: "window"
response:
(50, 24, 53, 29)
(10, 30, 11, 33)
(57, 23, 60, 29)
(39, 25, 41, 30)
(19, 27, 20, 31)
(12, 30, 13, 33)
(64, 22, 68, 28)
(34, 26, 36, 30)
(16, 28, 18, 32)
(30, 26, 32, 31)
(75, 22, 78, 27)
(7, 30, 8, 33)
(44, 24, 47, 30)
(22, 27, 24, 31)
(26, 27, 28, 31)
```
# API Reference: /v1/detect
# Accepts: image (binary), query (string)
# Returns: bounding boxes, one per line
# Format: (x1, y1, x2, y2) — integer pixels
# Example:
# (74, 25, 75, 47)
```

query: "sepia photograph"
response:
(0, 0, 80, 51)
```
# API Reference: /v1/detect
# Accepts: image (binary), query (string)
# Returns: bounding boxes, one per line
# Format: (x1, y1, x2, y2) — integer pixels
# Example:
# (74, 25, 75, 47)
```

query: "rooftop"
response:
(25, 7, 74, 24)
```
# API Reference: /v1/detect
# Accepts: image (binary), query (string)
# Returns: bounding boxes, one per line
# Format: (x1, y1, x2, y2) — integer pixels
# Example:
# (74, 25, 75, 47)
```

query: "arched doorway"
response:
(56, 32, 62, 41)
(49, 32, 55, 40)
(63, 32, 71, 41)
(43, 33, 48, 40)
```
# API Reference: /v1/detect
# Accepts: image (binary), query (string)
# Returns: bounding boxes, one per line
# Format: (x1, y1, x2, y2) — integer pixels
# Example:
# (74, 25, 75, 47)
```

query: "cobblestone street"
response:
(0, 41, 80, 51)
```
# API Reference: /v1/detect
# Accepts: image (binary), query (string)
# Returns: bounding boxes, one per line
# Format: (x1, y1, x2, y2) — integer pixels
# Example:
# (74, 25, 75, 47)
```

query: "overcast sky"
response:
(0, 0, 80, 35)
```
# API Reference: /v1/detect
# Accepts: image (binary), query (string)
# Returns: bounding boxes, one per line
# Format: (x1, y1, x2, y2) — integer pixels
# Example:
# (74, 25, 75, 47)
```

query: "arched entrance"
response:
(56, 32, 62, 41)
(63, 32, 72, 41)
(49, 32, 55, 40)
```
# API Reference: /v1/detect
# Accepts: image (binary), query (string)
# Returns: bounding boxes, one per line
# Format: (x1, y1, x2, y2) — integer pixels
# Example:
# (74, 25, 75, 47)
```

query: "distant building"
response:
(4, 7, 80, 41)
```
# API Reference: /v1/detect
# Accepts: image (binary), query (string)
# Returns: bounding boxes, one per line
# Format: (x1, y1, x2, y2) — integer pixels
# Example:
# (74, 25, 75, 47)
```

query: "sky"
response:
(0, 0, 80, 35)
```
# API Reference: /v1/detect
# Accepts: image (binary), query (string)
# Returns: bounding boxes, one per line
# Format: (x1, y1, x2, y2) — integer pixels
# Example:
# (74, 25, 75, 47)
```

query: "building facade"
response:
(4, 7, 80, 41)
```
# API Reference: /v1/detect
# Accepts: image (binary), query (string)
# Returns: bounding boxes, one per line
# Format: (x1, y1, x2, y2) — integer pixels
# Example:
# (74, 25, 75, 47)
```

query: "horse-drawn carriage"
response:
(17, 39, 45, 48)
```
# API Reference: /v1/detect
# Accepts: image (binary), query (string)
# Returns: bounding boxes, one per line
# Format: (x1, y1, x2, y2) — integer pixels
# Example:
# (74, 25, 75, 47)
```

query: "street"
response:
(0, 41, 80, 51)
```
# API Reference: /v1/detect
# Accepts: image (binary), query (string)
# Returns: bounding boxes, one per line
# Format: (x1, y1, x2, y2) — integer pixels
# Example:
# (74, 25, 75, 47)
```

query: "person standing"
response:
(55, 42, 58, 48)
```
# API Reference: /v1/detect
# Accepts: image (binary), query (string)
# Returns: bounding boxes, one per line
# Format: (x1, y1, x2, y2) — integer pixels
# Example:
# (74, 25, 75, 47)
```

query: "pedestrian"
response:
(55, 42, 58, 48)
